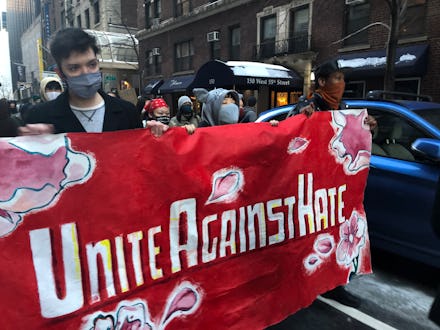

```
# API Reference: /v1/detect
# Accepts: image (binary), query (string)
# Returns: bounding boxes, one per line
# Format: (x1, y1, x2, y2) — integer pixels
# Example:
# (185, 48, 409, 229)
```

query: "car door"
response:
(358, 105, 440, 267)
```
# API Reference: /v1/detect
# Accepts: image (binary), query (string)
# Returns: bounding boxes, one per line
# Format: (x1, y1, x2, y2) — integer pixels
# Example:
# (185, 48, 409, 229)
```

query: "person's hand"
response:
(299, 103, 315, 117)
(184, 124, 196, 135)
(269, 120, 279, 126)
(18, 124, 55, 136)
(365, 115, 377, 131)
(146, 120, 169, 137)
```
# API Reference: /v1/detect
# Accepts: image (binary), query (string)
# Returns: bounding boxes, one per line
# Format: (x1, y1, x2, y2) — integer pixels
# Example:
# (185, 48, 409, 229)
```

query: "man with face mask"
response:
(169, 95, 201, 129)
(39, 77, 64, 102)
(19, 28, 168, 137)
(286, 59, 377, 308)
(286, 59, 377, 129)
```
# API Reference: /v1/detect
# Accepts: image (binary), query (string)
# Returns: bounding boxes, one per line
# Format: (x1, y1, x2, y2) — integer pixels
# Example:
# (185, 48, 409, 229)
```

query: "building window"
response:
(85, 9, 90, 29)
(77, 15, 82, 28)
(174, 40, 194, 72)
(259, 15, 276, 58)
(93, 1, 100, 24)
(395, 77, 421, 95)
(145, 0, 161, 28)
(174, 0, 191, 17)
(229, 25, 240, 60)
(210, 41, 221, 60)
(145, 50, 162, 76)
(400, 0, 426, 38)
(344, 1, 370, 46)
(289, 6, 309, 53)
(344, 81, 366, 99)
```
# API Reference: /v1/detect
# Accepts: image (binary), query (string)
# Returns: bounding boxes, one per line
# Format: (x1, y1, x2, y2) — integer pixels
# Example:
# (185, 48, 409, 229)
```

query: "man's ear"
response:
(318, 77, 326, 88)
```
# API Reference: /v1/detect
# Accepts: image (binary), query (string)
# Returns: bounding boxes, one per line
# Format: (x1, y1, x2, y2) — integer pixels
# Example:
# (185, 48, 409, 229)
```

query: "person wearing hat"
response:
(286, 59, 377, 130)
(143, 97, 196, 134)
(169, 95, 201, 130)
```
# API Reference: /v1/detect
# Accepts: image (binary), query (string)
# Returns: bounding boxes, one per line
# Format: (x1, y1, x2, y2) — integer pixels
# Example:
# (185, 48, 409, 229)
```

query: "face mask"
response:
(155, 115, 170, 125)
(180, 104, 192, 113)
(66, 72, 102, 99)
(46, 91, 61, 101)
(218, 103, 239, 125)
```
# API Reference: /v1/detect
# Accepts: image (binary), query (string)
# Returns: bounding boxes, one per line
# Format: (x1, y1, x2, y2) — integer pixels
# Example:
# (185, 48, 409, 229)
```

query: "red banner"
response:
(0, 110, 372, 329)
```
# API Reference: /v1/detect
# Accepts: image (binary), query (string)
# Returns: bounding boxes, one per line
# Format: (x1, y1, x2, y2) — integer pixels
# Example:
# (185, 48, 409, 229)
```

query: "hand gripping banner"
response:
(0, 110, 372, 329)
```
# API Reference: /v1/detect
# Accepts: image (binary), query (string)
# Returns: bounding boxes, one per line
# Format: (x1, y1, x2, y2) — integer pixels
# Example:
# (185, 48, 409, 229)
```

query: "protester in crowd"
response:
(286, 59, 378, 308)
(143, 97, 196, 134)
(39, 76, 64, 102)
(286, 59, 377, 130)
(0, 98, 18, 137)
(19, 27, 167, 137)
(7, 100, 18, 116)
(169, 95, 200, 132)
(194, 88, 277, 127)
(240, 95, 257, 123)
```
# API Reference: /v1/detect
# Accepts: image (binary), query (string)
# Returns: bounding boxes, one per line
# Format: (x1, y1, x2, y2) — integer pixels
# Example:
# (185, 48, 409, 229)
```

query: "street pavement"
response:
(268, 249, 440, 329)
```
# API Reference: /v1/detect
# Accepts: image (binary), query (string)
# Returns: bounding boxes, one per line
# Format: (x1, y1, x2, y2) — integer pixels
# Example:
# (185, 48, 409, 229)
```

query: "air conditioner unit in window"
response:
(345, 0, 365, 4)
(152, 47, 160, 56)
(207, 31, 220, 42)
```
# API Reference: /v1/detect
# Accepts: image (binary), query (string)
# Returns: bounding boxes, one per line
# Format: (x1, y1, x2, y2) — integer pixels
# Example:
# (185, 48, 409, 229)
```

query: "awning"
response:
(190, 60, 303, 89)
(142, 79, 163, 95)
(338, 44, 429, 79)
(158, 74, 195, 94)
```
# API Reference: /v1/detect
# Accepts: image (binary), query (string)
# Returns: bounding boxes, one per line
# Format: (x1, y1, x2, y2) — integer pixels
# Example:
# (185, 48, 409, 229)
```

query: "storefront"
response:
(142, 79, 164, 97)
(338, 44, 429, 98)
(189, 60, 303, 113)
(157, 75, 196, 113)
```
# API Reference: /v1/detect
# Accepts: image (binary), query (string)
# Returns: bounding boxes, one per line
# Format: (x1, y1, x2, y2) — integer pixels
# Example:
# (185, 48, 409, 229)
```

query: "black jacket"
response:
(26, 90, 142, 133)
(286, 93, 346, 118)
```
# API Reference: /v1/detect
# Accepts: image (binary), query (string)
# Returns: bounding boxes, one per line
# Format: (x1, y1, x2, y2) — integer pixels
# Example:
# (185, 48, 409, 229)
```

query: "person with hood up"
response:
(193, 88, 242, 127)
(169, 95, 200, 130)
(142, 98, 196, 134)
(39, 76, 64, 102)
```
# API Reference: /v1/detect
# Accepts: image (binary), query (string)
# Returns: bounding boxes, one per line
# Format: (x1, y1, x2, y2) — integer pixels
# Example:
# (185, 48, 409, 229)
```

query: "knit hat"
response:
(178, 95, 192, 110)
(314, 59, 348, 80)
(144, 98, 168, 114)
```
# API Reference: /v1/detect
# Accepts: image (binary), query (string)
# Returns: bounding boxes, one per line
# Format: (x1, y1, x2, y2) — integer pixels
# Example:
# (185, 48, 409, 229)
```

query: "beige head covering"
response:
(40, 77, 64, 102)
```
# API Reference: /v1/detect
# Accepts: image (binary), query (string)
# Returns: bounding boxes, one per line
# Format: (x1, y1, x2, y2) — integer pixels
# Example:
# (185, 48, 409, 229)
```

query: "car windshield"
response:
(413, 109, 440, 130)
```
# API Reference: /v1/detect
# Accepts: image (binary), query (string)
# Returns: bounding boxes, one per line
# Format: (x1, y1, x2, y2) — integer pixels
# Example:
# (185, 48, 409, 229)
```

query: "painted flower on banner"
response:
(287, 137, 310, 154)
(206, 167, 244, 204)
(304, 234, 335, 273)
(83, 283, 201, 330)
(330, 109, 371, 174)
(336, 211, 367, 267)
(0, 135, 95, 237)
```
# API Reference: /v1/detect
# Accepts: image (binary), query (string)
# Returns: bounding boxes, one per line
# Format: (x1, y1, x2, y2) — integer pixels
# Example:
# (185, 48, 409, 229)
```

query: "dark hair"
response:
(50, 28, 100, 68)
(245, 96, 257, 107)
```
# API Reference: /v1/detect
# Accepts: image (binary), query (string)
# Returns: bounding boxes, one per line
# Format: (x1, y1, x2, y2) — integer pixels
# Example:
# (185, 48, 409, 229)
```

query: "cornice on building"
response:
(136, 0, 254, 41)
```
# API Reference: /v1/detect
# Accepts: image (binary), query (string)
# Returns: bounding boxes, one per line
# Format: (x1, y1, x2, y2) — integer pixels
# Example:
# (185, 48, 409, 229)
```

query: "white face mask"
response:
(46, 91, 61, 101)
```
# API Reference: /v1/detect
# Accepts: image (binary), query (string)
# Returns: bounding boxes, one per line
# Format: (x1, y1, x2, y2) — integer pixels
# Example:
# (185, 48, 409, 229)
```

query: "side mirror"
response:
(411, 138, 440, 162)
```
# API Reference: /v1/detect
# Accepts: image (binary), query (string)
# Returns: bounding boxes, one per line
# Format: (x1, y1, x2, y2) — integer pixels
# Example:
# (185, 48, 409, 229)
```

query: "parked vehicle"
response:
(256, 93, 440, 268)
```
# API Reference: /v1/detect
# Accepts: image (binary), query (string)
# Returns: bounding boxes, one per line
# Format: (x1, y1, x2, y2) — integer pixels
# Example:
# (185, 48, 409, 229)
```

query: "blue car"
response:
(257, 97, 440, 268)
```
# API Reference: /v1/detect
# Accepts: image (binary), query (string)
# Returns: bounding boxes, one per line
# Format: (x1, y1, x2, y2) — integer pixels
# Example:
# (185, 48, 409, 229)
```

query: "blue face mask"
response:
(180, 104, 193, 113)
(66, 72, 102, 99)
(218, 103, 239, 125)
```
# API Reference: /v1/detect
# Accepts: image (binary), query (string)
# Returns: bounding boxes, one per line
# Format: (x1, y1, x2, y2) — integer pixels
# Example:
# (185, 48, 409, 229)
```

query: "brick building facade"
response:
(136, 0, 440, 110)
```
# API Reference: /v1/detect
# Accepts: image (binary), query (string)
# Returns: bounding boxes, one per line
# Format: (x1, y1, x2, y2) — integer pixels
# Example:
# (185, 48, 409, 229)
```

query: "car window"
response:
(367, 108, 428, 162)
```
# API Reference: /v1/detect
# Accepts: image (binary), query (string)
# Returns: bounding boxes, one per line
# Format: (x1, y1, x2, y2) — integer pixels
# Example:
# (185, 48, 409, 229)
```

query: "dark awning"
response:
(338, 44, 429, 79)
(142, 79, 163, 95)
(158, 74, 195, 94)
(190, 60, 303, 89)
